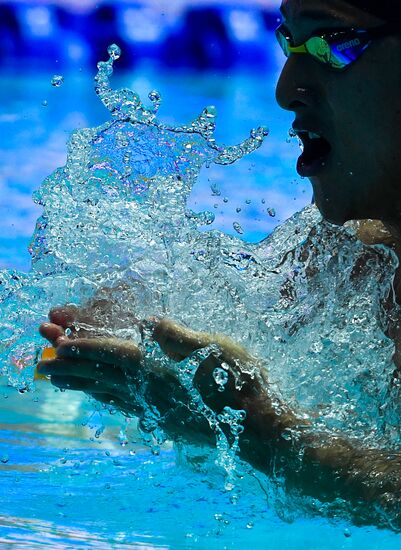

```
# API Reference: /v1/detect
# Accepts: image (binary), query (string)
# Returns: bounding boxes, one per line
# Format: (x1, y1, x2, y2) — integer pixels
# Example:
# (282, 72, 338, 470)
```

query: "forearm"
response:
(239, 401, 401, 529)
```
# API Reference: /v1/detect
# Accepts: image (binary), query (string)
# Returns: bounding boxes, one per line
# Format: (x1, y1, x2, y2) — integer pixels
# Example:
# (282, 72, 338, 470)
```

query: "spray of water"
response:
(0, 46, 400, 481)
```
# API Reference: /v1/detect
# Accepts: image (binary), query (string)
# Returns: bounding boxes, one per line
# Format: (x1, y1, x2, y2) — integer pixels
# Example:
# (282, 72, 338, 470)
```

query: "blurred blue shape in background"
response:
(1, 0, 308, 274)
(0, 0, 281, 70)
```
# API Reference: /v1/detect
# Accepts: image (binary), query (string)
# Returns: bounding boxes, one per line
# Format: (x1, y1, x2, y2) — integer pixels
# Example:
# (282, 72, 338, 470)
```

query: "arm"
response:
(38, 312, 401, 530)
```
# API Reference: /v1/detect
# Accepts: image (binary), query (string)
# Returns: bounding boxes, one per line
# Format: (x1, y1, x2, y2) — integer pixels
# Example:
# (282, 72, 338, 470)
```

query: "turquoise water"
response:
(1, 55, 400, 547)
(1, 383, 400, 548)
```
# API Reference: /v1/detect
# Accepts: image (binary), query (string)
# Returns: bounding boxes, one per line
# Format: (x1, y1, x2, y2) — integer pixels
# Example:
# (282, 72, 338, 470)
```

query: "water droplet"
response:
(1, 455, 9, 463)
(205, 105, 217, 118)
(233, 222, 244, 235)
(225, 481, 235, 491)
(213, 367, 229, 391)
(107, 43, 121, 60)
(245, 199, 251, 205)
(41, 100, 48, 107)
(51, 75, 64, 87)
(210, 182, 221, 196)
(65, 328, 72, 336)
(344, 529, 351, 538)
(267, 208, 276, 217)
(246, 521, 254, 529)
(236, 207, 241, 213)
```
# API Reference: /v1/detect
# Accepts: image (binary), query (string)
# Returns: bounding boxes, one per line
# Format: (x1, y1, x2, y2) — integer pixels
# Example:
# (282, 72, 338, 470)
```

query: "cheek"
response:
(329, 74, 401, 174)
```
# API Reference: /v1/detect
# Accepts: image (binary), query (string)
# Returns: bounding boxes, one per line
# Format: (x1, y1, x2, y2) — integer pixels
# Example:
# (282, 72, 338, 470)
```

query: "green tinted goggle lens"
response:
(276, 30, 348, 69)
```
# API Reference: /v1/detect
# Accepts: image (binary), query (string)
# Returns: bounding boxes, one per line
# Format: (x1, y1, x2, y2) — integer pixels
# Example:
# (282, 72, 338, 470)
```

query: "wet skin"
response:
(38, 0, 401, 529)
(277, 0, 401, 228)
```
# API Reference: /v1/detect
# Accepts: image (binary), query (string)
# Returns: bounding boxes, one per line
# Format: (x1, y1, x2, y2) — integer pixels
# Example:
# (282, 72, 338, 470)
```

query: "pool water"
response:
(1, 61, 400, 548)
(1, 382, 400, 549)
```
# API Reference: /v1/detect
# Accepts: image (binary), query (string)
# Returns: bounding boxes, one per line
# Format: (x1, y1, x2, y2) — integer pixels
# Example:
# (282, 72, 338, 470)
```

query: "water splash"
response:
(0, 44, 400, 479)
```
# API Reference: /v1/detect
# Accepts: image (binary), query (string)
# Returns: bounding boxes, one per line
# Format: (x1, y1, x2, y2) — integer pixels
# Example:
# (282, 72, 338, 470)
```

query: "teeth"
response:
(308, 132, 321, 139)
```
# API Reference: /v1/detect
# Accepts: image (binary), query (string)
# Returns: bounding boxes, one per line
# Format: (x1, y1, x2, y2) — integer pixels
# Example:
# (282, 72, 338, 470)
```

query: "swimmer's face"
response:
(276, 0, 401, 225)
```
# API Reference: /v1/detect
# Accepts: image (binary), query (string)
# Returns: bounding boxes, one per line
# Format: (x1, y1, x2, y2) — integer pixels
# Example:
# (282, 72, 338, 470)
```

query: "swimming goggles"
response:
(275, 23, 398, 70)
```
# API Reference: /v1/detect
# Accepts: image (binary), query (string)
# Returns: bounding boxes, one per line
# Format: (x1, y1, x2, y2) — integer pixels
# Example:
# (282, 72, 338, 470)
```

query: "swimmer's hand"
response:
(38, 308, 289, 451)
(38, 308, 401, 529)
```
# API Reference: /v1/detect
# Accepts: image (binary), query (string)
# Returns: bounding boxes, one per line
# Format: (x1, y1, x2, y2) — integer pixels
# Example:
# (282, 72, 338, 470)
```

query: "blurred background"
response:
(0, 0, 280, 70)
(0, 0, 310, 271)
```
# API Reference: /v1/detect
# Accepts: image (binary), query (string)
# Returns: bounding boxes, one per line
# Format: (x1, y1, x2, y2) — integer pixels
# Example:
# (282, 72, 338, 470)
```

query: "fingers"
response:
(48, 305, 95, 339)
(37, 337, 143, 400)
(50, 374, 109, 392)
(37, 357, 128, 387)
(55, 338, 142, 369)
(37, 338, 143, 390)
(152, 319, 212, 361)
(39, 322, 69, 346)
(152, 318, 254, 368)
(48, 305, 78, 328)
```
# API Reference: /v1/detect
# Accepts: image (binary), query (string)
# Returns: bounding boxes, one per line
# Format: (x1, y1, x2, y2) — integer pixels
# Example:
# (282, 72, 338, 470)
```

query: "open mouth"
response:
(295, 131, 332, 177)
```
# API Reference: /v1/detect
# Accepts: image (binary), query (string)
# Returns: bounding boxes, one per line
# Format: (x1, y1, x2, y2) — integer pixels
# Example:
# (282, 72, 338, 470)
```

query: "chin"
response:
(313, 198, 350, 226)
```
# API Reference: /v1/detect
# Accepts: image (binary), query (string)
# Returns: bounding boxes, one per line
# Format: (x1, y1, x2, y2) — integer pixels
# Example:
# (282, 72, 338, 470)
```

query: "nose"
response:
(275, 56, 318, 112)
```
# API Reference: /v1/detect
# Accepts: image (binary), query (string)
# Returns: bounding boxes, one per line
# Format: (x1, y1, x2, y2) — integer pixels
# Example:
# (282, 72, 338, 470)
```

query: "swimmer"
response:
(38, 0, 401, 529)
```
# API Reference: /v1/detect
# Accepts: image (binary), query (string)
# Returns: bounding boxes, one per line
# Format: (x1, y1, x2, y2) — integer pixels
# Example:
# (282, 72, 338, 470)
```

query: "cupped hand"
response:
(38, 307, 276, 447)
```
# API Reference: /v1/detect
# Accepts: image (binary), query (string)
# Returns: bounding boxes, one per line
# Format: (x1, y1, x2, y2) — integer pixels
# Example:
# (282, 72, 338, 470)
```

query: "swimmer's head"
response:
(276, 0, 401, 226)
(343, 0, 401, 22)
